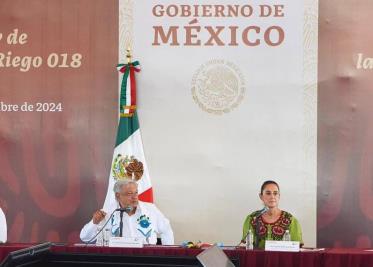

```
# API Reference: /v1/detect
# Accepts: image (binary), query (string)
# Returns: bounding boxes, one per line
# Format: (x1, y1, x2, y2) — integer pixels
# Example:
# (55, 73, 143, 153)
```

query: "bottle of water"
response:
(96, 220, 105, 246)
(245, 229, 254, 250)
(283, 230, 291, 241)
(103, 228, 111, 246)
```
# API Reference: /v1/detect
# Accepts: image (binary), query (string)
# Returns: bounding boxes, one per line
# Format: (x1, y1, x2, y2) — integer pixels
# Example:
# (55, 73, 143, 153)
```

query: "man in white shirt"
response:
(0, 208, 7, 243)
(80, 179, 174, 245)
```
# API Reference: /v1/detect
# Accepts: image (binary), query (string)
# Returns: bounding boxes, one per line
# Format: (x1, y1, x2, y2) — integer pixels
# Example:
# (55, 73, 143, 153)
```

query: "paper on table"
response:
(300, 247, 325, 252)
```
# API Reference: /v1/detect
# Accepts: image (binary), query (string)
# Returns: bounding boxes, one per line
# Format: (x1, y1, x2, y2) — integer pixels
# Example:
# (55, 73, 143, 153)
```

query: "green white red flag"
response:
(103, 60, 153, 211)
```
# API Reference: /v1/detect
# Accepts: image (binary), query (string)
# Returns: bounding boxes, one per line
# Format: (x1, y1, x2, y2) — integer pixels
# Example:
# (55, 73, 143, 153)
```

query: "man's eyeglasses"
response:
(119, 191, 138, 197)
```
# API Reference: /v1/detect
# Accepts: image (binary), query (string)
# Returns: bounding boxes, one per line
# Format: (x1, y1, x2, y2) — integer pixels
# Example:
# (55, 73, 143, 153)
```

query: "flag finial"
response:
(126, 47, 132, 64)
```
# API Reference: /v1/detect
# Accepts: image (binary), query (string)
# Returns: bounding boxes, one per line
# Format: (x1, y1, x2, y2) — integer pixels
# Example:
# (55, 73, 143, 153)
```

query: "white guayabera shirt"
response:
(80, 201, 174, 245)
(0, 208, 7, 243)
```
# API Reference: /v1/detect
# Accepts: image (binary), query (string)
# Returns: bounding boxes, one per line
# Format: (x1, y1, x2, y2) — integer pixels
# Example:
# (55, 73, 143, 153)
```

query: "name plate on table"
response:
(265, 241, 300, 252)
(108, 237, 143, 248)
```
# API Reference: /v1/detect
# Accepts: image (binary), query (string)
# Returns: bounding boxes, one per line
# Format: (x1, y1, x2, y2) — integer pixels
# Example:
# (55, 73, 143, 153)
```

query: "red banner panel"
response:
(0, 0, 118, 242)
(318, 0, 373, 248)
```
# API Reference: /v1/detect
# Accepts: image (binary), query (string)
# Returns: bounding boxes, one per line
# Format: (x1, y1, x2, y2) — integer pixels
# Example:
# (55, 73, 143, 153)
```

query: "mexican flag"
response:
(103, 60, 153, 211)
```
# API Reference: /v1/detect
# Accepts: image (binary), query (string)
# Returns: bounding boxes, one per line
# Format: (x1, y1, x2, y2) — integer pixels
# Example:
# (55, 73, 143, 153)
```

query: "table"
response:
(1, 244, 373, 267)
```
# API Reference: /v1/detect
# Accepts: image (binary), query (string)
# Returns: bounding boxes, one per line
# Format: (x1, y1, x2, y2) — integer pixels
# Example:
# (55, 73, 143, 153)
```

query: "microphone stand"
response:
(254, 215, 260, 248)
(119, 210, 124, 237)
(254, 207, 268, 248)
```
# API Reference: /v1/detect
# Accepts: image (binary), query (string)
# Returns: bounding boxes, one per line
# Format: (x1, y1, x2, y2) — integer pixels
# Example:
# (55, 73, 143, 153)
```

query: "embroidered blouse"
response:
(242, 210, 303, 249)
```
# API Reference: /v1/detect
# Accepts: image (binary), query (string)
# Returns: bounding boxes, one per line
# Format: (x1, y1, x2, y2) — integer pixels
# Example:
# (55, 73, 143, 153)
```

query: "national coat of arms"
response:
(112, 154, 144, 181)
(191, 59, 245, 115)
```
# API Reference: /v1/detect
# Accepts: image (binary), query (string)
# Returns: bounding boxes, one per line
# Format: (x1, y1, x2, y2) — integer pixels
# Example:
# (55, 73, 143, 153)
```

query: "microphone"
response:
(254, 206, 268, 248)
(115, 206, 133, 213)
(116, 206, 132, 237)
(239, 206, 269, 247)
(256, 206, 269, 216)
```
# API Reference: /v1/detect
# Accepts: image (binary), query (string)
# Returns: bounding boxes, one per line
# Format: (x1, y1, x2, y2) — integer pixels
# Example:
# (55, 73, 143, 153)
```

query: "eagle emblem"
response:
(112, 154, 144, 181)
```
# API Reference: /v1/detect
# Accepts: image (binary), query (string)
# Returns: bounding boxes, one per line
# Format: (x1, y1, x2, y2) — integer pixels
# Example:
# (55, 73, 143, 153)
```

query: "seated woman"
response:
(242, 180, 303, 249)
(0, 207, 7, 243)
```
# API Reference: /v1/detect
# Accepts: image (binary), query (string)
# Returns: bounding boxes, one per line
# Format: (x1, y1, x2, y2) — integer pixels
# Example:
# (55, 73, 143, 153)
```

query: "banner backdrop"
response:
(318, 0, 373, 248)
(0, 0, 322, 247)
(0, 0, 118, 242)
(121, 0, 318, 246)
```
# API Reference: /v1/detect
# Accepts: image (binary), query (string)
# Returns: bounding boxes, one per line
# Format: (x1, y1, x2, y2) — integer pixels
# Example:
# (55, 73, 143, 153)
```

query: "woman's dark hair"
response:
(260, 180, 280, 195)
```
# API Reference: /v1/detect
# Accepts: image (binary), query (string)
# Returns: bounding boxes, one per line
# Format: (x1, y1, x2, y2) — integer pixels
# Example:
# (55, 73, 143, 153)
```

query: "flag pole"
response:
(126, 47, 132, 64)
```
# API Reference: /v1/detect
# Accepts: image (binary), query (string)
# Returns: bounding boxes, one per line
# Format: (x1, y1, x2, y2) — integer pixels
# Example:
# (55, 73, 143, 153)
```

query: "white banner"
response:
(120, 0, 317, 246)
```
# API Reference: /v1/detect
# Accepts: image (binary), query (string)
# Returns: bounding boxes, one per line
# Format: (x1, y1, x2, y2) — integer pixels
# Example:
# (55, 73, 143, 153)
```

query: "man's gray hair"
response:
(113, 179, 138, 193)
